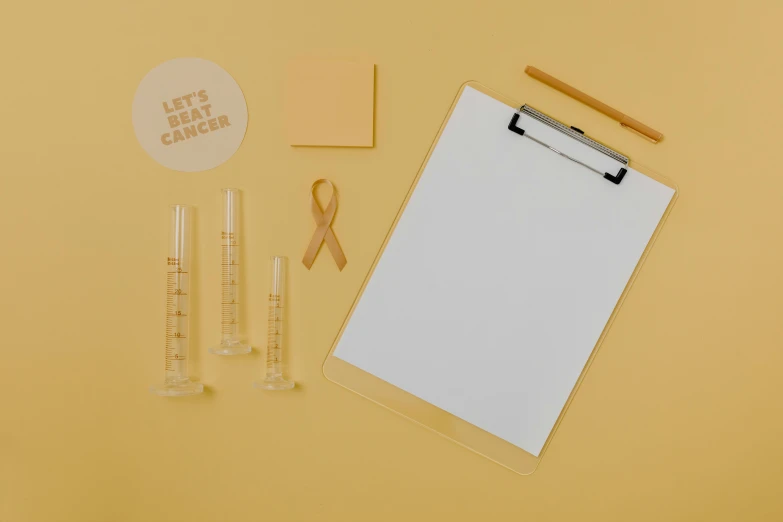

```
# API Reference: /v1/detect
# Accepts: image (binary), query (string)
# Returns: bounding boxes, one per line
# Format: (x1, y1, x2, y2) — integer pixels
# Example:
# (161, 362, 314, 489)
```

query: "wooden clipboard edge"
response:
(322, 80, 679, 476)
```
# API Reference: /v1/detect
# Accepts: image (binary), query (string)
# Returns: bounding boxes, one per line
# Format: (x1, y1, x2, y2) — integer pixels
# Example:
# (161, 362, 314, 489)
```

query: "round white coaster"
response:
(132, 58, 248, 172)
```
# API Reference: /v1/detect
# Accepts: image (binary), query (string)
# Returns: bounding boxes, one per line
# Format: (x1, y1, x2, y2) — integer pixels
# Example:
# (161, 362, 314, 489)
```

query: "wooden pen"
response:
(525, 66, 663, 143)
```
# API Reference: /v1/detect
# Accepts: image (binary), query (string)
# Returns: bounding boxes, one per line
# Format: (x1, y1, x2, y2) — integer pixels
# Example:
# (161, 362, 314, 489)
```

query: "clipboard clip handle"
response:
(508, 107, 629, 185)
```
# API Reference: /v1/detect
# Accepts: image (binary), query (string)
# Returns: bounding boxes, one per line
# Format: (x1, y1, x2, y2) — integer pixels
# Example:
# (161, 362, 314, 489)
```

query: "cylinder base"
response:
(253, 376, 295, 391)
(209, 340, 252, 356)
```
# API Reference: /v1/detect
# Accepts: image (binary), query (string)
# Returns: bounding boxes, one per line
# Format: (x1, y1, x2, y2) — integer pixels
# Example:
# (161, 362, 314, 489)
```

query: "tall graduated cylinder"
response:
(210, 188, 251, 355)
(151, 205, 203, 396)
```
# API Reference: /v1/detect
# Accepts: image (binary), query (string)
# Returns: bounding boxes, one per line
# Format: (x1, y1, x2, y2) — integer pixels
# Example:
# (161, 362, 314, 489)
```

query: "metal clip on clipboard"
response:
(508, 105, 629, 185)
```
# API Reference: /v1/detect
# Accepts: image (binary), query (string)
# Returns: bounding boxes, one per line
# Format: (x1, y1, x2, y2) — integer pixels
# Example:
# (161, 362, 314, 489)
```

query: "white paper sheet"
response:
(334, 86, 675, 456)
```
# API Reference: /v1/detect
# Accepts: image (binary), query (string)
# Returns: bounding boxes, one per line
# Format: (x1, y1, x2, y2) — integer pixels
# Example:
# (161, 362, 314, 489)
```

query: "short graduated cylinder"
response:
(210, 188, 251, 355)
(151, 205, 203, 396)
(254, 256, 295, 390)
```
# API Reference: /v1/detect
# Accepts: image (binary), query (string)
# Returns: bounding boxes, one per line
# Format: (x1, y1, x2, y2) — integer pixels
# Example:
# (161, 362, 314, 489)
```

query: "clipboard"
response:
(323, 81, 678, 475)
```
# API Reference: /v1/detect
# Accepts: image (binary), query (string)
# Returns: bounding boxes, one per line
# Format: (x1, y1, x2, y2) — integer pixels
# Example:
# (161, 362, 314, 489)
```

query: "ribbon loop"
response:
(302, 179, 347, 271)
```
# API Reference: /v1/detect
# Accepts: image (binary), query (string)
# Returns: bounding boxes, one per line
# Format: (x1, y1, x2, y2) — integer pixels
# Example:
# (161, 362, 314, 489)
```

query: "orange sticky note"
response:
(285, 60, 375, 147)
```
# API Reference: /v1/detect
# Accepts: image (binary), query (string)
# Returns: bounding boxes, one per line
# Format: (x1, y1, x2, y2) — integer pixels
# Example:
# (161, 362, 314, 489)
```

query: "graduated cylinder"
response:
(254, 256, 295, 390)
(210, 188, 251, 355)
(151, 205, 203, 396)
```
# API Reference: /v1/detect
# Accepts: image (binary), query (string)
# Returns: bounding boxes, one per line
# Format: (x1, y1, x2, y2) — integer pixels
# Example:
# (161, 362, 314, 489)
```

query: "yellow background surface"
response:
(1, 1, 782, 520)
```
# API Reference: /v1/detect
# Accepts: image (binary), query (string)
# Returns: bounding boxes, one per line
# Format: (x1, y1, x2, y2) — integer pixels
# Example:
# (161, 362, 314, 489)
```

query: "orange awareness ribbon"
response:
(302, 179, 347, 271)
